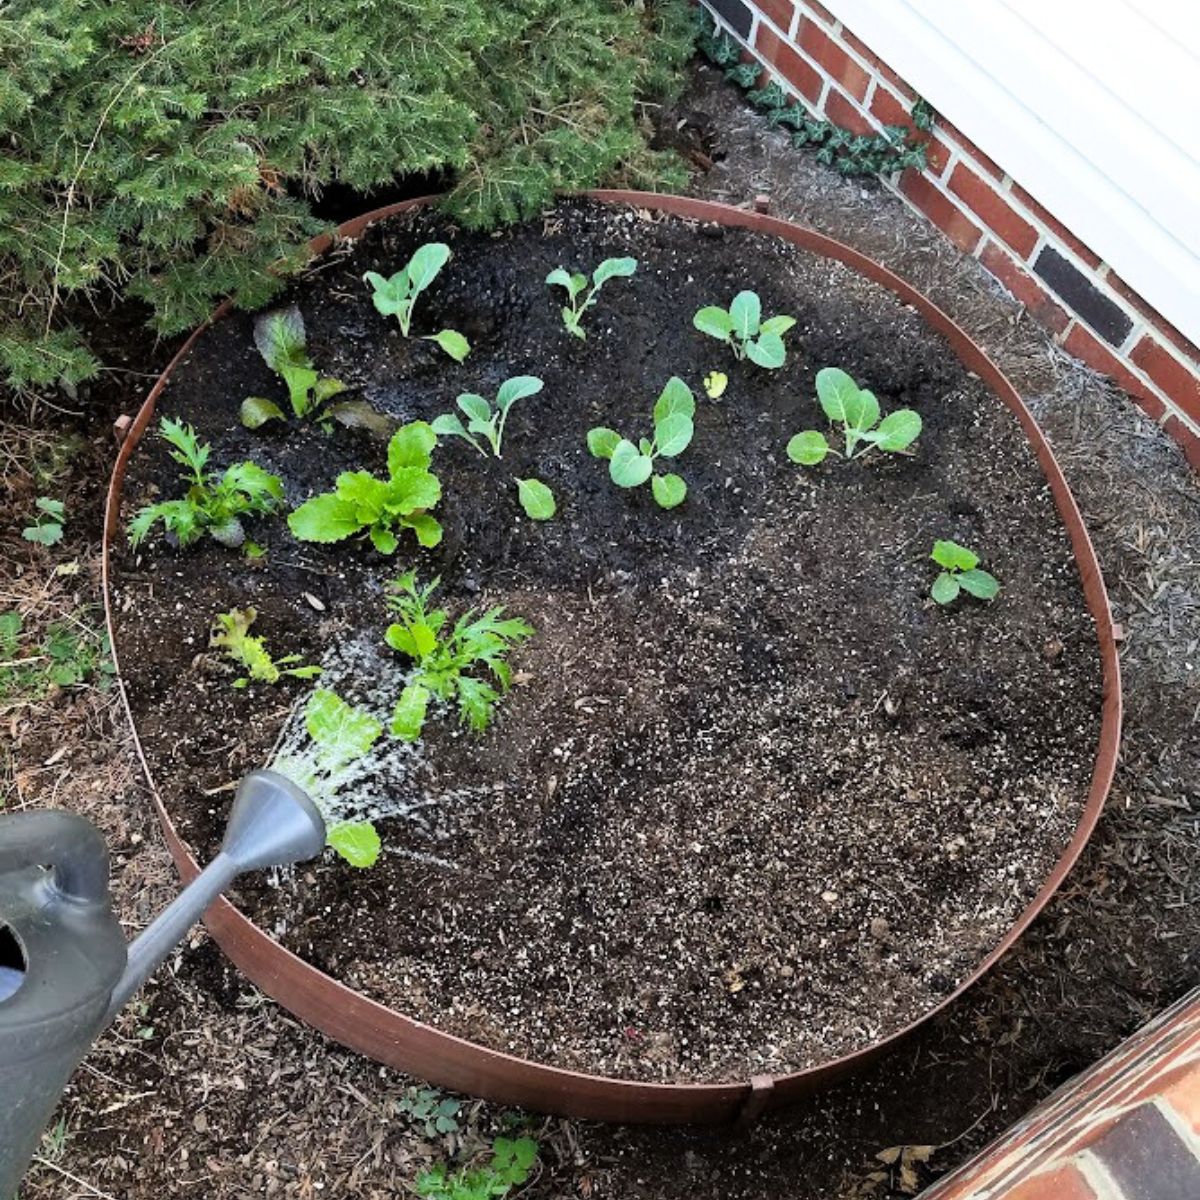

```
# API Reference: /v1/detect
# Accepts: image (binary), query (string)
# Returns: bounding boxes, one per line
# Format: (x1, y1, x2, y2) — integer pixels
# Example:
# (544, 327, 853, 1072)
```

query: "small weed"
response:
(930, 541, 1000, 605)
(546, 257, 637, 339)
(788, 367, 921, 465)
(395, 1087, 463, 1139)
(210, 608, 322, 688)
(241, 305, 346, 429)
(416, 1137, 538, 1200)
(693, 291, 795, 368)
(21, 496, 65, 546)
(0, 611, 114, 702)
(364, 243, 468, 360)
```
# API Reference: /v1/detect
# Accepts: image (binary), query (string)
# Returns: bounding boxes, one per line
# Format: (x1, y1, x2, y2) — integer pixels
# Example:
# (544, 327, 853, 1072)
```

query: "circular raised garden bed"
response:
(103, 192, 1121, 1124)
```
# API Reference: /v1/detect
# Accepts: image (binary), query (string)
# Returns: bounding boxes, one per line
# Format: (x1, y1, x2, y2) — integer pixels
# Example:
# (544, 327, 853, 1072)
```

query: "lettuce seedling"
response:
(587, 375, 693, 509)
(787, 367, 922, 466)
(385, 571, 533, 742)
(431, 376, 544, 458)
(210, 607, 322, 688)
(364, 242, 469, 360)
(546, 257, 637, 339)
(930, 540, 1000, 605)
(288, 421, 443, 554)
(128, 417, 283, 550)
(416, 1138, 538, 1200)
(693, 291, 795, 368)
(241, 305, 346, 429)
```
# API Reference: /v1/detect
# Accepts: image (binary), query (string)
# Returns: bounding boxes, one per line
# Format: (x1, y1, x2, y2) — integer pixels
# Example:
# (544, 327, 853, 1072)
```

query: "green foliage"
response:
(703, 370, 728, 399)
(395, 1087, 463, 1140)
(930, 540, 1000, 605)
(515, 478, 556, 521)
(0, 609, 114, 701)
(546, 257, 637, 339)
(209, 607, 321, 688)
(240, 305, 345, 428)
(128, 417, 283, 549)
(288, 421, 442, 554)
(693, 291, 795, 367)
(416, 1138, 538, 1200)
(364, 243, 468, 361)
(385, 572, 533, 741)
(432, 377, 544, 458)
(22, 496, 65, 546)
(587, 376, 693, 508)
(327, 821, 382, 869)
(0, 0, 694, 391)
(787, 367, 922, 465)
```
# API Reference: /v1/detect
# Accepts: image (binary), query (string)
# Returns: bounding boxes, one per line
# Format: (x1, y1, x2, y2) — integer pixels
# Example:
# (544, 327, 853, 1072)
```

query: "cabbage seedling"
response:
(787, 366, 922, 465)
(241, 305, 346, 429)
(693, 291, 795, 368)
(930, 540, 1000, 605)
(431, 376, 544, 458)
(128, 417, 283, 549)
(385, 571, 533, 741)
(546, 257, 637, 339)
(210, 607, 322, 688)
(587, 375, 693, 509)
(363, 242, 469, 360)
(288, 421, 443, 554)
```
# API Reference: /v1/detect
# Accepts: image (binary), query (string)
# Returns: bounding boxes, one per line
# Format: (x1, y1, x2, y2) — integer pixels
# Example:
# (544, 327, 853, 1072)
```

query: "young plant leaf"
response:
(240, 396, 286, 429)
(328, 821, 382, 868)
(729, 290, 762, 339)
(958, 568, 1000, 600)
(787, 430, 830, 465)
(587, 427, 621, 460)
(871, 408, 922, 452)
(609, 440, 654, 487)
(652, 376, 696, 423)
(703, 370, 728, 399)
(931, 573, 961, 605)
(653, 412, 694, 458)
(516, 478, 556, 520)
(391, 682, 430, 741)
(495, 375, 544, 412)
(405, 242, 451, 293)
(591, 257, 637, 287)
(253, 305, 307, 373)
(931, 540, 978, 571)
(815, 366, 859, 422)
(388, 421, 437, 472)
(693, 306, 735, 339)
(651, 473, 687, 509)
(287, 494, 363, 543)
(426, 329, 470, 362)
(745, 331, 786, 369)
(760, 315, 797, 336)
(545, 268, 583, 297)
(306, 688, 382, 770)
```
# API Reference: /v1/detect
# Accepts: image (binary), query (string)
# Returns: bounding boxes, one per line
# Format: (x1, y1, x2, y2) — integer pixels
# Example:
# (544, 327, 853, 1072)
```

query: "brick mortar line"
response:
(1075, 1150, 1128, 1200)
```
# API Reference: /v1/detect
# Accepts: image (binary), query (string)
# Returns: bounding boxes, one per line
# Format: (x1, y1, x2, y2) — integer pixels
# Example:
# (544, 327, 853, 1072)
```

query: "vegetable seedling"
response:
(210, 607, 322, 688)
(22, 496, 65, 546)
(703, 370, 728, 399)
(515, 478, 556, 521)
(363, 242, 469, 360)
(929, 540, 1000, 605)
(288, 421, 443, 554)
(587, 375, 694, 509)
(128, 417, 283, 550)
(787, 367, 922, 465)
(385, 571, 533, 742)
(546, 257, 637, 339)
(431, 376, 544, 458)
(693, 291, 795, 368)
(241, 305, 346, 429)
(416, 1138, 538, 1200)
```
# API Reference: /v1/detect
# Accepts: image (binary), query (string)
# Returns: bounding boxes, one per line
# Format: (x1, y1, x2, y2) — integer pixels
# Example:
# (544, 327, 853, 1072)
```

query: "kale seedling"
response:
(288, 421, 443, 554)
(587, 375, 694, 509)
(364, 242, 469, 361)
(385, 571, 533, 742)
(416, 1138, 538, 1200)
(546, 257, 637, 339)
(787, 367, 922, 465)
(210, 607, 322, 688)
(431, 376, 544, 458)
(693, 291, 795, 368)
(128, 417, 283, 549)
(22, 496, 65, 546)
(930, 540, 1000, 605)
(240, 305, 346, 429)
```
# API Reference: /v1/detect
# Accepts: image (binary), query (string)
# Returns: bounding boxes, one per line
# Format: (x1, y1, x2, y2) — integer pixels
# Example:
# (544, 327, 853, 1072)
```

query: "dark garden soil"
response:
(109, 198, 1103, 1085)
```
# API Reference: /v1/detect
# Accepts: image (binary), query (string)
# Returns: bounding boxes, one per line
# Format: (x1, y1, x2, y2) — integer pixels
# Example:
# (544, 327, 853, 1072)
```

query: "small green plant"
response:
(210, 608, 322, 688)
(431, 376, 544, 458)
(416, 1138, 538, 1200)
(364, 243, 468, 360)
(240, 305, 347, 429)
(703, 370, 728, 399)
(395, 1087, 463, 1139)
(288, 421, 443, 554)
(546, 257, 637, 339)
(0, 610, 115, 702)
(128, 418, 284, 550)
(587, 375, 693, 509)
(693, 291, 795, 368)
(929, 541, 1000, 605)
(515, 478, 556, 521)
(385, 572, 533, 742)
(787, 367, 922, 465)
(22, 496, 65, 546)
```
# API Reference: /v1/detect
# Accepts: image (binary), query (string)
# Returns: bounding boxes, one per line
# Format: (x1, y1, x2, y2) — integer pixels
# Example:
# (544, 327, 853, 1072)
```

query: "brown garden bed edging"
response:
(101, 191, 1122, 1125)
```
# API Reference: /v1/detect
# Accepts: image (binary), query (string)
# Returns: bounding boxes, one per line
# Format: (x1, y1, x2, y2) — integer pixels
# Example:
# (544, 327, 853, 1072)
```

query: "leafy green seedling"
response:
(210, 607, 322, 688)
(129, 418, 283, 550)
(587, 376, 693, 509)
(546, 257, 637, 339)
(787, 367, 922, 465)
(385, 571, 533, 741)
(364, 242, 468, 359)
(703, 370, 728, 399)
(431, 376, 544, 458)
(288, 421, 443, 554)
(241, 305, 346, 429)
(22, 497, 65, 546)
(515, 478, 555, 520)
(693, 291, 795, 368)
(416, 1138, 538, 1200)
(929, 540, 1000, 605)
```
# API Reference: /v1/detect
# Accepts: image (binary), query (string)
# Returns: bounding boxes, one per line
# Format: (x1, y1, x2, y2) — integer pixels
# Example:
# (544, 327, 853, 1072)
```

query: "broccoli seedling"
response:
(22, 496, 65, 546)
(787, 367, 922, 465)
(929, 540, 1000, 605)
(288, 421, 443, 554)
(546, 257, 637, 339)
(587, 375, 694, 509)
(128, 417, 283, 550)
(240, 305, 346, 429)
(431, 376, 544, 458)
(693, 291, 795, 368)
(515, 478, 556, 521)
(416, 1138, 538, 1200)
(363, 242, 469, 361)
(210, 607, 322, 688)
(385, 571, 533, 742)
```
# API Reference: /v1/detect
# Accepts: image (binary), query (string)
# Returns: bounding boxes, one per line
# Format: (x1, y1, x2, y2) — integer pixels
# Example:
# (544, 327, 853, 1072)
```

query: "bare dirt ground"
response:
(5, 64, 1197, 1199)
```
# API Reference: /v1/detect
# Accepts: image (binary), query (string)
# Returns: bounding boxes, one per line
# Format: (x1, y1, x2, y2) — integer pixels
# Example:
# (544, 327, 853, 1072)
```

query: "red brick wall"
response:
(702, 0, 1200, 470)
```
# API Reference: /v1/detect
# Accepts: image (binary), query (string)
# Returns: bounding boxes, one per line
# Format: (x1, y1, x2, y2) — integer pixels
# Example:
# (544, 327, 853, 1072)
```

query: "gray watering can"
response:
(0, 770, 326, 1199)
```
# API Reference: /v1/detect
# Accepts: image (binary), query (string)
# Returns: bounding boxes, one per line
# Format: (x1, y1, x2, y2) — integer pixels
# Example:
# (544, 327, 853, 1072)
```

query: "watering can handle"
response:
(0, 810, 110, 905)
